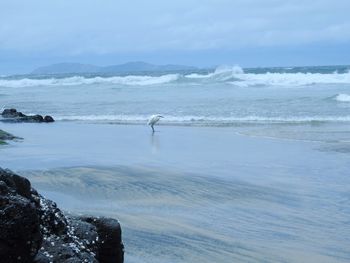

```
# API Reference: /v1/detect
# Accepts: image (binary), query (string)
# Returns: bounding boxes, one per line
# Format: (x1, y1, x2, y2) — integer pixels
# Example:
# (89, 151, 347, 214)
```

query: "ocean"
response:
(1, 65, 350, 127)
(1, 65, 350, 262)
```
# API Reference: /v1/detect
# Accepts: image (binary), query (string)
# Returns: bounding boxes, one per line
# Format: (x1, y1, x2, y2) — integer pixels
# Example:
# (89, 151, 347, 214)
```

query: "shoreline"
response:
(1, 122, 350, 262)
(1, 121, 346, 170)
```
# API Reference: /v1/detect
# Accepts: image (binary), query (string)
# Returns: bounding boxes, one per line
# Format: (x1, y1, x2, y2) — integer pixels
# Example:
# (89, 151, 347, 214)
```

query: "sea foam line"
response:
(54, 114, 350, 125)
(1, 66, 350, 88)
(334, 93, 350, 102)
(0, 74, 180, 88)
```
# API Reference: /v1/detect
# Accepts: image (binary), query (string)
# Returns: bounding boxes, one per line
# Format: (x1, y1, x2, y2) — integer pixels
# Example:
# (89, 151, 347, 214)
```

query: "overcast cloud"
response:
(0, 0, 349, 73)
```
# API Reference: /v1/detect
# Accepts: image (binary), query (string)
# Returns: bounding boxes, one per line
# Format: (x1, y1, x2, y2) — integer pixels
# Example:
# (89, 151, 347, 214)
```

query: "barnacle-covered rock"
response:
(0, 168, 124, 263)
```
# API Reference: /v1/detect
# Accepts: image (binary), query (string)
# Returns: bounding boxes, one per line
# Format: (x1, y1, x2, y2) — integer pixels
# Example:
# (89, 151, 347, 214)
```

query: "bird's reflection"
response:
(150, 132, 160, 154)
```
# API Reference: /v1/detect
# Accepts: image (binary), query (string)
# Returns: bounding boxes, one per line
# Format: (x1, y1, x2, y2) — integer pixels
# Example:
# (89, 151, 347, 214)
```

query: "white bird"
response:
(148, 114, 164, 132)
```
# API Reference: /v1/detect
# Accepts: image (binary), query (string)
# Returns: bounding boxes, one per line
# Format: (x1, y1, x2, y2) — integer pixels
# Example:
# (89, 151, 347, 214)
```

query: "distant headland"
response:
(32, 61, 197, 75)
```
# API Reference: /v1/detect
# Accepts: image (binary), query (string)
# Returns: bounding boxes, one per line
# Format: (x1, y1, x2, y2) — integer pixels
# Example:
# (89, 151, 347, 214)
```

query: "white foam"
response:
(185, 66, 350, 87)
(0, 74, 179, 88)
(185, 65, 243, 81)
(335, 93, 350, 102)
(1, 66, 350, 88)
(54, 114, 350, 125)
(235, 72, 350, 87)
(55, 114, 150, 122)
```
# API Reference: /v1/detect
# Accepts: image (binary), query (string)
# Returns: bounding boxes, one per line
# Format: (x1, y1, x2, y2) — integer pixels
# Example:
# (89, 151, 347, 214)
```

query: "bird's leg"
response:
(151, 124, 155, 133)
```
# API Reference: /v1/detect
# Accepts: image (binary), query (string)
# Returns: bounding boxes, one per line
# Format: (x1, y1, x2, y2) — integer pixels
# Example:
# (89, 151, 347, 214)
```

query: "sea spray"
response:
(335, 93, 350, 102)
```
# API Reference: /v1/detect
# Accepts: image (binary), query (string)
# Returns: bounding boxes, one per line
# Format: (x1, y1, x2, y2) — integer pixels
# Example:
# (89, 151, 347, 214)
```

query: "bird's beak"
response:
(159, 116, 164, 118)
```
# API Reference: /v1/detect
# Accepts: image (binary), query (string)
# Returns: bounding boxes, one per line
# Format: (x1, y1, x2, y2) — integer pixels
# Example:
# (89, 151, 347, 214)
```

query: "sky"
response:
(1, 0, 350, 74)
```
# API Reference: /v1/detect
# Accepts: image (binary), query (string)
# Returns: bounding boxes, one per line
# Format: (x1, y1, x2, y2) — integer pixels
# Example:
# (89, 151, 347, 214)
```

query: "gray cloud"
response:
(0, 0, 349, 72)
(1, 0, 350, 51)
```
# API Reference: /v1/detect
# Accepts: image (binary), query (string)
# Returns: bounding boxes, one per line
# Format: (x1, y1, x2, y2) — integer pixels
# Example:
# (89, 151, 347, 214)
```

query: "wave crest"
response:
(235, 72, 350, 87)
(334, 93, 350, 102)
(185, 65, 243, 82)
(1, 66, 350, 88)
(187, 66, 350, 87)
(0, 74, 179, 88)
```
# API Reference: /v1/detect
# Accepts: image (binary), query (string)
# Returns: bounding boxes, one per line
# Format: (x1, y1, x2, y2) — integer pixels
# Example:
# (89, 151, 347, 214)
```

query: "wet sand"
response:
(1, 122, 350, 262)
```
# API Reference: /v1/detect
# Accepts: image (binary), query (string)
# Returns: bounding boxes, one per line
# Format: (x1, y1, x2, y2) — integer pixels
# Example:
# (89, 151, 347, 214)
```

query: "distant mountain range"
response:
(32, 62, 197, 75)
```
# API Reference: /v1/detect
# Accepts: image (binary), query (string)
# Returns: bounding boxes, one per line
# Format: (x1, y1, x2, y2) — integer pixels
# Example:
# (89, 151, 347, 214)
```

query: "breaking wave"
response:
(185, 65, 244, 82)
(1, 66, 350, 88)
(55, 114, 350, 125)
(334, 93, 350, 102)
(0, 74, 180, 88)
(232, 71, 350, 87)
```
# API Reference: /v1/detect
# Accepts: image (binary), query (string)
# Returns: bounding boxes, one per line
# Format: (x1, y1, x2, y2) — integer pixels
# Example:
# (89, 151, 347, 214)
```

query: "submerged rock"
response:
(0, 129, 17, 144)
(0, 168, 124, 263)
(1, 108, 55, 123)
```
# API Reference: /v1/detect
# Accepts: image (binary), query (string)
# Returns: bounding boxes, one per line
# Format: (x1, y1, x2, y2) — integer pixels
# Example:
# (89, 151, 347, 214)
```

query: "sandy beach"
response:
(1, 122, 349, 262)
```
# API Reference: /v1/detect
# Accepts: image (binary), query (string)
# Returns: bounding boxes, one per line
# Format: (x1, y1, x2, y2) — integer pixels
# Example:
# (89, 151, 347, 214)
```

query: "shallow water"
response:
(22, 163, 350, 263)
(1, 123, 349, 263)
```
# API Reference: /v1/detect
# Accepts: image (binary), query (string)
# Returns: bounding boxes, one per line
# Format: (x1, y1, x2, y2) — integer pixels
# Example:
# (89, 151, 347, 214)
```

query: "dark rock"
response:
(1, 108, 25, 118)
(81, 217, 124, 263)
(0, 169, 31, 199)
(34, 238, 98, 263)
(1, 108, 55, 123)
(0, 168, 124, 263)
(0, 181, 9, 194)
(29, 114, 44, 122)
(44, 115, 55, 123)
(0, 169, 42, 262)
(0, 129, 15, 139)
(0, 130, 17, 144)
(0, 196, 42, 262)
(69, 217, 99, 253)
(38, 197, 68, 236)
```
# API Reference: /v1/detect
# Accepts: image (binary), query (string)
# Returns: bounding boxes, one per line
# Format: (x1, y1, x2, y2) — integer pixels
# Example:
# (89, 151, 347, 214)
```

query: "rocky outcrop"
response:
(0, 168, 124, 263)
(0, 173, 42, 262)
(0, 129, 17, 144)
(1, 109, 54, 123)
(81, 217, 124, 263)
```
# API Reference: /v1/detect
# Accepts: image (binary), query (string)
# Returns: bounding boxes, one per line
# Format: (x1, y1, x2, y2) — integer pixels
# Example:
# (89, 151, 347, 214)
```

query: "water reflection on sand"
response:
(22, 165, 350, 263)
